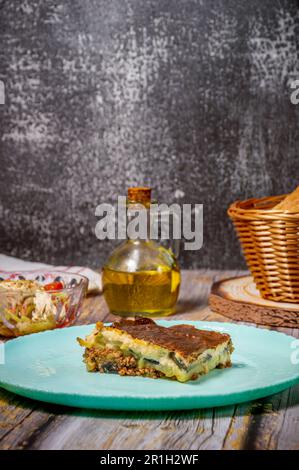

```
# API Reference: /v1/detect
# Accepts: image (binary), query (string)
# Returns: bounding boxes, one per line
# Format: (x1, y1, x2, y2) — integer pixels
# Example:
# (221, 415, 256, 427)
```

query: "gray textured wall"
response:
(0, 0, 298, 270)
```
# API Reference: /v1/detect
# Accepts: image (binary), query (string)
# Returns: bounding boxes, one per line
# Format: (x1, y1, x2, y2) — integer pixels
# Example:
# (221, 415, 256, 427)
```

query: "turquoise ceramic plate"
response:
(0, 321, 299, 410)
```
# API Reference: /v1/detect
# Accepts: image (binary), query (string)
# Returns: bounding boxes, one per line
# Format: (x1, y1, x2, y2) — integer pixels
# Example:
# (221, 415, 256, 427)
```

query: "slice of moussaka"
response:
(77, 317, 234, 383)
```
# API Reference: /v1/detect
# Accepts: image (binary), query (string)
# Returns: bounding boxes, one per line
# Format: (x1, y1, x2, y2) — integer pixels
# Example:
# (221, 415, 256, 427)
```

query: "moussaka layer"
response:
(78, 317, 234, 382)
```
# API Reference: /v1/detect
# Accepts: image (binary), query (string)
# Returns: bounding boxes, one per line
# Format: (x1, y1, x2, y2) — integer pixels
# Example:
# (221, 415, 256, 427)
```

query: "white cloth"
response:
(0, 254, 102, 293)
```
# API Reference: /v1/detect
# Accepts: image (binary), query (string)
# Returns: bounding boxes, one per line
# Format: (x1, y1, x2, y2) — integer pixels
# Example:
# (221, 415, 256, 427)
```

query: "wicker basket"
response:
(228, 194, 299, 303)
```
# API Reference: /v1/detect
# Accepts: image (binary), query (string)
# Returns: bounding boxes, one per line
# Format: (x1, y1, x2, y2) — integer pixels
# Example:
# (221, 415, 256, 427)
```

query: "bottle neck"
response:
(126, 203, 151, 242)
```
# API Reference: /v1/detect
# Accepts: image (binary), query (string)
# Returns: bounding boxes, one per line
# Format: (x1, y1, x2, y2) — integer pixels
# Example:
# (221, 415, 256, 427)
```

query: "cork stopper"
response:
(128, 187, 152, 205)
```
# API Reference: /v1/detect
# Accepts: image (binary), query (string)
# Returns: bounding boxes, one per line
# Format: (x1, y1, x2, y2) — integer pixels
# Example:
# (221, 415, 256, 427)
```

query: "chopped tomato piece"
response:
(44, 281, 64, 291)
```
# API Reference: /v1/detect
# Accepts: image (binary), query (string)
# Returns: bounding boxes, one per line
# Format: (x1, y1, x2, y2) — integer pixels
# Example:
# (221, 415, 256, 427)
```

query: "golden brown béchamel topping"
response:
(111, 317, 230, 357)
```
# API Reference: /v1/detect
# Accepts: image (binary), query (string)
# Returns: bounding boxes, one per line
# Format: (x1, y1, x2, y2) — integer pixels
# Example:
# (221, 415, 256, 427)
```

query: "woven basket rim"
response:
(228, 194, 299, 221)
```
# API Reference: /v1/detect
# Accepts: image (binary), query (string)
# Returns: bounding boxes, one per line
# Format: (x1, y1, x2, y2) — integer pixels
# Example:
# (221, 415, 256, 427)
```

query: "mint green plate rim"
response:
(0, 321, 298, 410)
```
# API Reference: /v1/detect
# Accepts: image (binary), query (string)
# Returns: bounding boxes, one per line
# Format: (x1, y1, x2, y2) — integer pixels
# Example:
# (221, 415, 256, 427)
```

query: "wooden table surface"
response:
(0, 270, 298, 450)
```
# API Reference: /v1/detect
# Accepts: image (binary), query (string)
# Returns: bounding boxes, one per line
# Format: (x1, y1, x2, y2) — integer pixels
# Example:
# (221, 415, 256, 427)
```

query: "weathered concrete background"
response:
(0, 0, 298, 269)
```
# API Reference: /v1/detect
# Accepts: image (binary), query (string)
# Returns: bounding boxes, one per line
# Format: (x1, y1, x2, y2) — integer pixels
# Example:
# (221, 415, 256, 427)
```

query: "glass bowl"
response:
(0, 270, 88, 337)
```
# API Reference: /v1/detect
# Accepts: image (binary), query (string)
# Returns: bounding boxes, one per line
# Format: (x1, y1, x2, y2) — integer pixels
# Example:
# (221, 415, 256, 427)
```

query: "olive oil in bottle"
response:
(103, 264, 180, 316)
(102, 188, 181, 317)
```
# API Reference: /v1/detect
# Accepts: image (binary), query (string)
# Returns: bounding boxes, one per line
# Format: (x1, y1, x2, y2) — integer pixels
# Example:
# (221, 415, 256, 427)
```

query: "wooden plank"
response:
(0, 391, 37, 443)
(0, 401, 58, 450)
(6, 405, 238, 450)
(0, 285, 110, 450)
(0, 270, 235, 450)
(174, 270, 246, 321)
(276, 382, 299, 450)
(0, 270, 298, 450)
(27, 408, 237, 450)
(77, 292, 109, 325)
(223, 326, 299, 450)
(201, 273, 299, 450)
(242, 327, 299, 450)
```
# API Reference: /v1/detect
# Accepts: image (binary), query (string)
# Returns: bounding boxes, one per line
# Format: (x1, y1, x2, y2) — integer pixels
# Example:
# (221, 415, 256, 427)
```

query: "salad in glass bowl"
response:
(0, 271, 88, 337)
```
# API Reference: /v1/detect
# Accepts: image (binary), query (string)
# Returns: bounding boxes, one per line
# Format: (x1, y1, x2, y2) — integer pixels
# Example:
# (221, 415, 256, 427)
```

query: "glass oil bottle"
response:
(102, 187, 181, 317)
